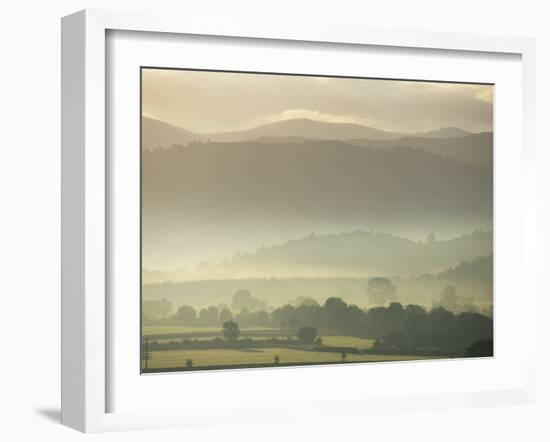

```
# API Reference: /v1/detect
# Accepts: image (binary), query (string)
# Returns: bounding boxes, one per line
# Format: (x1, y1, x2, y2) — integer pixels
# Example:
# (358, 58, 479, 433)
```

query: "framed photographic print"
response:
(61, 9, 538, 432)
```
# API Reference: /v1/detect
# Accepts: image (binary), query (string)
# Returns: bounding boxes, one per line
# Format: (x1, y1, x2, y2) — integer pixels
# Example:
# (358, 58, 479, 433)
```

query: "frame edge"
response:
(61, 9, 107, 433)
(61, 10, 86, 432)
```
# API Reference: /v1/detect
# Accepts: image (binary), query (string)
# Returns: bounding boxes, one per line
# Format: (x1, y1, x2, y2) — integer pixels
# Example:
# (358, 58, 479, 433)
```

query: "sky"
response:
(142, 68, 493, 134)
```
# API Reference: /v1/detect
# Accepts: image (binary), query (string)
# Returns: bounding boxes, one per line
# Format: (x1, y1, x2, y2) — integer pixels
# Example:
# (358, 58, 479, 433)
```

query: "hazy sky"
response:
(142, 68, 493, 134)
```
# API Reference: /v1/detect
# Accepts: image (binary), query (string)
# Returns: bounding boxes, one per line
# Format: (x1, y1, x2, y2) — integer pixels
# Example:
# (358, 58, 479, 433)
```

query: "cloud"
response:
(248, 109, 383, 129)
(142, 69, 493, 134)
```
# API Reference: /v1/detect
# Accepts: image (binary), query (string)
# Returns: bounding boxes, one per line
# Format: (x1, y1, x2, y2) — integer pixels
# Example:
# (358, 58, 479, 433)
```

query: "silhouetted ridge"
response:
(143, 139, 493, 234)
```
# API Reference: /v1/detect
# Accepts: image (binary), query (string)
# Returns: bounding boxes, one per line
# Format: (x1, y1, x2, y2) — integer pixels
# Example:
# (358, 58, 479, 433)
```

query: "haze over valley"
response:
(141, 69, 494, 372)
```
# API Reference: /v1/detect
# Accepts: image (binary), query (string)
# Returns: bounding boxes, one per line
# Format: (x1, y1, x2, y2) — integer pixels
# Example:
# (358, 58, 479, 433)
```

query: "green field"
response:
(152, 335, 376, 346)
(143, 324, 278, 335)
(320, 336, 375, 350)
(142, 324, 440, 371)
(142, 325, 289, 342)
(143, 326, 374, 344)
(143, 347, 435, 370)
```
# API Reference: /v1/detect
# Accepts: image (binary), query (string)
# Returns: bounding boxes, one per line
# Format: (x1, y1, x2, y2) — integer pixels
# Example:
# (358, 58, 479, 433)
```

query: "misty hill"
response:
(206, 120, 473, 142)
(142, 233, 492, 284)
(347, 132, 492, 167)
(206, 118, 403, 142)
(142, 277, 370, 310)
(418, 127, 471, 138)
(143, 267, 189, 284)
(392, 254, 494, 312)
(142, 253, 493, 310)
(437, 254, 493, 283)
(142, 117, 474, 150)
(142, 139, 492, 236)
(253, 135, 316, 144)
(142, 117, 202, 150)
(216, 230, 492, 279)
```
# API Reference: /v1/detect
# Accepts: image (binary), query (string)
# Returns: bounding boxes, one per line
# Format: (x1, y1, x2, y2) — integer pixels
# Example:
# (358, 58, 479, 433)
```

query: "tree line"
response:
(165, 295, 492, 354)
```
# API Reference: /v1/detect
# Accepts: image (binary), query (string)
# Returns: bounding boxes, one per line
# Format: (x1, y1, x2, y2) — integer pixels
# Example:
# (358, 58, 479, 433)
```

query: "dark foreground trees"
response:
(371, 308, 493, 355)
(270, 297, 493, 355)
(170, 295, 492, 357)
(367, 277, 397, 305)
(464, 338, 493, 357)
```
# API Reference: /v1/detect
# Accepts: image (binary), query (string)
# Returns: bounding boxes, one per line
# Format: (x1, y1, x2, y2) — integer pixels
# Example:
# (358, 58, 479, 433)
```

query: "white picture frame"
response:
(61, 9, 538, 433)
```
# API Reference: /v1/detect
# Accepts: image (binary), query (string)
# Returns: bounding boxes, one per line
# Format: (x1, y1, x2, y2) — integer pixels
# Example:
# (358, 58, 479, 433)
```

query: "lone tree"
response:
(274, 355, 280, 365)
(367, 277, 397, 306)
(297, 326, 317, 344)
(433, 285, 460, 314)
(185, 358, 193, 368)
(341, 352, 347, 362)
(222, 320, 240, 341)
(176, 305, 197, 324)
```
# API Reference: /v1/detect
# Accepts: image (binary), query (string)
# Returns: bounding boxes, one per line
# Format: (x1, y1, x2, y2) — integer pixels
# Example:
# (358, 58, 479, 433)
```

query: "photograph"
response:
(140, 68, 494, 373)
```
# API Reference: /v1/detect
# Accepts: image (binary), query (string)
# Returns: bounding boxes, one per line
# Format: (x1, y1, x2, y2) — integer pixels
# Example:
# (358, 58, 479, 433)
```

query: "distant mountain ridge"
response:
(143, 230, 492, 282)
(437, 254, 493, 283)
(142, 138, 492, 234)
(141, 116, 474, 150)
(417, 126, 471, 138)
(142, 117, 201, 150)
(206, 118, 416, 142)
(142, 232, 493, 314)
(347, 132, 493, 167)
(213, 230, 493, 279)
(253, 132, 492, 167)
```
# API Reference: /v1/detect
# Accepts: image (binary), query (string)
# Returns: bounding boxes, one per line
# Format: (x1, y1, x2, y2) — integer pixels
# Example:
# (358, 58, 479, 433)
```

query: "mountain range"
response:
(142, 116, 475, 149)
(142, 138, 492, 233)
(142, 116, 493, 276)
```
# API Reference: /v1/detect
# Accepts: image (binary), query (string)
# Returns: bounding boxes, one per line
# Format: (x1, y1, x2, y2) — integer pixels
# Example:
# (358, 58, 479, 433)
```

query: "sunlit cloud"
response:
(248, 109, 385, 131)
(142, 69, 493, 134)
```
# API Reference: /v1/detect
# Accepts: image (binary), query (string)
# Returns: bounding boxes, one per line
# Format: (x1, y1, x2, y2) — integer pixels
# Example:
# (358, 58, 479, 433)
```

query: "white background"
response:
(0, 0, 548, 441)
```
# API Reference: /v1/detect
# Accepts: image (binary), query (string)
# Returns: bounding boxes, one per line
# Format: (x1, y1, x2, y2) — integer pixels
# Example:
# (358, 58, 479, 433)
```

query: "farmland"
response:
(143, 347, 434, 371)
(141, 324, 437, 372)
(141, 294, 492, 373)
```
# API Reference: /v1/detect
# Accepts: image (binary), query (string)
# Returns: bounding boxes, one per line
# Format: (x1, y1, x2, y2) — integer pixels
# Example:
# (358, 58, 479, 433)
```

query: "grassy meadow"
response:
(141, 324, 438, 372)
(144, 348, 435, 371)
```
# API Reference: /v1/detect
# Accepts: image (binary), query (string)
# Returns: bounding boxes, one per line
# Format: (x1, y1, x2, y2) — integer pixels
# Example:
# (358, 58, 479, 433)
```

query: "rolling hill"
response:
(142, 139, 492, 232)
(141, 117, 475, 150)
(213, 230, 493, 279)
(206, 118, 403, 142)
(418, 127, 471, 139)
(142, 247, 493, 308)
(347, 132, 492, 167)
(142, 116, 202, 150)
